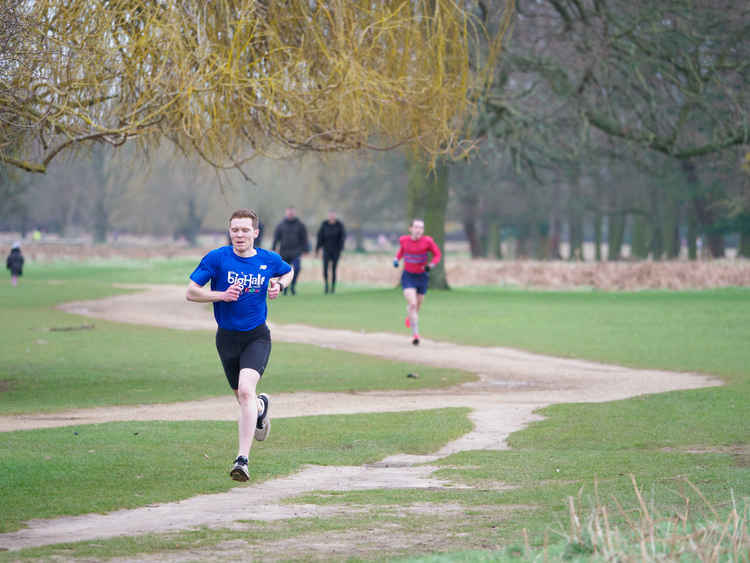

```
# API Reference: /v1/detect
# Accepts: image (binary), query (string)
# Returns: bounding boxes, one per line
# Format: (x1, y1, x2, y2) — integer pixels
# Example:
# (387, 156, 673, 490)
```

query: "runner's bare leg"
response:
(404, 288, 419, 338)
(234, 368, 260, 458)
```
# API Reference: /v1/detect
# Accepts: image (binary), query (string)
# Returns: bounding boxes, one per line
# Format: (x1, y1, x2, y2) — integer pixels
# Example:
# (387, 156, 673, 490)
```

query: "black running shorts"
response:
(215, 324, 272, 390)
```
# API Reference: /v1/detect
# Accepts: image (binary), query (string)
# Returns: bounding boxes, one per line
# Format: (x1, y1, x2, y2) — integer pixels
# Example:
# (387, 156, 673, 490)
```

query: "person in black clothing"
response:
(315, 211, 346, 294)
(6, 242, 24, 287)
(272, 207, 309, 295)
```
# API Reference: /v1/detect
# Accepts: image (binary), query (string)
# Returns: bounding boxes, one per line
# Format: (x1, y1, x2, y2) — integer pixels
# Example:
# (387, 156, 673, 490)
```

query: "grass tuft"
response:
(551, 476, 750, 562)
(399, 478, 749, 562)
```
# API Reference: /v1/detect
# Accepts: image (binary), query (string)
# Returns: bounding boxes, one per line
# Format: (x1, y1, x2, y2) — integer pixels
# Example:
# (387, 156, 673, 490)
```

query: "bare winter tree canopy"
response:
(493, 0, 750, 162)
(0, 0, 514, 174)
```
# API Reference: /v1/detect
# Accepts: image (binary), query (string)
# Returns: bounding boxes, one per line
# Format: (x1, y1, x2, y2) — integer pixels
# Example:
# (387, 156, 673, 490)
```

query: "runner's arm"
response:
(339, 223, 346, 253)
(315, 223, 323, 253)
(275, 268, 294, 290)
(186, 280, 239, 303)
(268, 268, 294, 299)
(428, 238, 442, 267)
(394, 239, 405, 266)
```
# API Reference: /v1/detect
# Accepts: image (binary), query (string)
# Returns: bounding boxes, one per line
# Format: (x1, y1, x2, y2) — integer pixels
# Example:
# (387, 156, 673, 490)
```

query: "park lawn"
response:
(266, 284, 750, 385)
(1, 260, 748, 559)
(20, 256, 203, 285)
(21, 258, 750, 384)
(268, 282, 750, 556)
(292, 447, 748, 541)
(0, 408, 472, 534)
(285, 386, 749, 558)
(0, 279, 472, 414)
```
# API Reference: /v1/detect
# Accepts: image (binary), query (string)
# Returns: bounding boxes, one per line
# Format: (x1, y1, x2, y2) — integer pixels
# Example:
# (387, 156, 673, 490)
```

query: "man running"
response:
(393, 219, 442, 345)
(187, 209, 293, 482)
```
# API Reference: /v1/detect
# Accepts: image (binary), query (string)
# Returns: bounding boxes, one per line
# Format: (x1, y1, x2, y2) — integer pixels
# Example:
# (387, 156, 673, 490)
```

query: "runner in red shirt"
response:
(393, 219, 442, 345)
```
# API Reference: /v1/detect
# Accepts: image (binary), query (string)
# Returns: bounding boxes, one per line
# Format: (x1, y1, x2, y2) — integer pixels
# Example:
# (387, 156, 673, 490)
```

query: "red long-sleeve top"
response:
(396, 235, 442, 274)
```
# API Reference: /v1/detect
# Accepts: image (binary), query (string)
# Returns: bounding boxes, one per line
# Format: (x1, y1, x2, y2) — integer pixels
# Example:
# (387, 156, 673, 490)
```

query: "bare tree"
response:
(469, 0, 749, 260)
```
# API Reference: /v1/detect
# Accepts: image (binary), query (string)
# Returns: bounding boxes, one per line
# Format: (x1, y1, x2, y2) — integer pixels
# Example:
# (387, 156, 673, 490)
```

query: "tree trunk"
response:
(61, 181, 86, 237)
(407, 155, 449, 289)
(649, 188, 664, 260)
(739, 232, 750, 258)
(536, 220, 550, 260)
(516, 221, 533, 259)
(692, 195, 725, 258)
(631, 214, 651, 259)
(568, 210, 584, 261)
(175, 196, 203, 247)
(19, 208, 30, 239)
(740, 232, 750, 258)
(663, 197, 681, 259)
(485, 219, 502, 259)
(93, 196, 109, 244)
(548, 215, 562, 260)
(607, 214, 625, 261)
(461, 190, 482, 258)
(593, 211, 603, 261)
(686, 208, 698, 260)
(738, 214, 750, 258)
(683, 160, 725, 258)
(90, 146, 109, 244)
(351, 223, 365, 252)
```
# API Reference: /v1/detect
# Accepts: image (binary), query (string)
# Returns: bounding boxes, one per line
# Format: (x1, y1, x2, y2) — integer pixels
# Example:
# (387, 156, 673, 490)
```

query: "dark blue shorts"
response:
(401, 271, 429, 295)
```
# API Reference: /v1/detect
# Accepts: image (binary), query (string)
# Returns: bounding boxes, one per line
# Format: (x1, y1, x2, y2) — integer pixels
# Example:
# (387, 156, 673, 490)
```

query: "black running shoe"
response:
(255, 393, 270, 441)
(230, 456, 249, 482)
(412, 335, 420, 346)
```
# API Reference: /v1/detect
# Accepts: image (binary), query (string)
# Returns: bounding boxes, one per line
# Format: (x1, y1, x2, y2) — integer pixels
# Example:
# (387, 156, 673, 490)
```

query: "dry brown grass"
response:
(544, 476, 750, 562)
(444, 258, 750, 291)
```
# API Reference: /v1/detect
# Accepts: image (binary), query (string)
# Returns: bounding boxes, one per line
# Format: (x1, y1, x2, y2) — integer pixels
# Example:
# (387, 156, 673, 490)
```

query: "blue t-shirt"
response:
(189, 246, 292, 331)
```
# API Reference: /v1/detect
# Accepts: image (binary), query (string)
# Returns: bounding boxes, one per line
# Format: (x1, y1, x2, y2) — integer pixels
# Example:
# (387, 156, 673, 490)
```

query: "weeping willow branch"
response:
(1, 0, 515, 173)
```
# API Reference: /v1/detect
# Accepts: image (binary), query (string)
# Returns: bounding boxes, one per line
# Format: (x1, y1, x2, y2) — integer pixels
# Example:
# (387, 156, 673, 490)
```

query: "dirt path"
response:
(0, 285, 721, 552)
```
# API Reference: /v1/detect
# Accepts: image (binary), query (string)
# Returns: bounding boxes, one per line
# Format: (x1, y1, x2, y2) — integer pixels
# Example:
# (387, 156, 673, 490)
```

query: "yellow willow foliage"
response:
(2, 0, 513, 173)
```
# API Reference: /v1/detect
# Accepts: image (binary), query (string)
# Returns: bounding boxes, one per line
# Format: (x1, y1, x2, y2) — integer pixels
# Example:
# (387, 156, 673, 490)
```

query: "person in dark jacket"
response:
(315, 211, 346, 294)
(6, 242, 24, 287)
(272, 207, 309, 295)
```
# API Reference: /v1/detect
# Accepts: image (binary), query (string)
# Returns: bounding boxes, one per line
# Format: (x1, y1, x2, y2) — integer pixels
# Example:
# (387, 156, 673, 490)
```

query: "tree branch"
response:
(585, 111, 749, 159)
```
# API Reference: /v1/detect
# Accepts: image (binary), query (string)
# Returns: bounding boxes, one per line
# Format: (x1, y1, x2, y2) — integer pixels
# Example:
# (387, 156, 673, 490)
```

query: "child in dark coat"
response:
(6, 243, 24, 286)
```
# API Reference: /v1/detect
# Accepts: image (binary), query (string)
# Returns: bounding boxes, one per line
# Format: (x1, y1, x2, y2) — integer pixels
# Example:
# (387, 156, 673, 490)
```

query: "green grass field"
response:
(267, 286, 750, 383)
(1, 259, 748, 561)
(1, 410, 472, 533)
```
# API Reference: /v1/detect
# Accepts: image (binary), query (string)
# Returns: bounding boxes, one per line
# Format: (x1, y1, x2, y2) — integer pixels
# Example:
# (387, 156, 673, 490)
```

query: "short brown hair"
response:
(229, 208, 259, 229)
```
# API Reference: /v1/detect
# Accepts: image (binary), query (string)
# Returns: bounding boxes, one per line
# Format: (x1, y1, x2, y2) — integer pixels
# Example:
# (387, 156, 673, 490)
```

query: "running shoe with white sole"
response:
(230, 455, 249, 482)
(255, 393, 270, 441)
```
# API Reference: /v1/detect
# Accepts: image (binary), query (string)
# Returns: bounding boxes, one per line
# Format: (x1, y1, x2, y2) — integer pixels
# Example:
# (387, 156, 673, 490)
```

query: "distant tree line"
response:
(1, 0, 748, 270)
